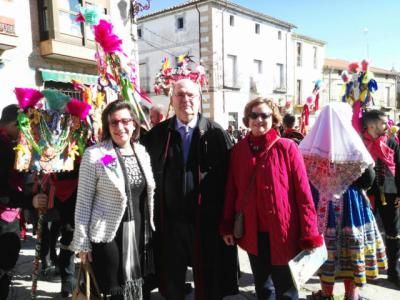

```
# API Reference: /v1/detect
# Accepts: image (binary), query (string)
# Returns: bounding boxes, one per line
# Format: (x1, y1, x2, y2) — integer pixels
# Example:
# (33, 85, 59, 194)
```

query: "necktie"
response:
(180, 126, 190, 163)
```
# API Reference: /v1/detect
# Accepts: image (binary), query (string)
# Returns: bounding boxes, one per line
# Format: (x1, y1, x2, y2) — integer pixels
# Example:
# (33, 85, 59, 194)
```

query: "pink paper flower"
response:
(94, 20, 122, 54)
(99, 154, 117, 166)
(66, 98, 91, 120)
(14, 88, 44, 109)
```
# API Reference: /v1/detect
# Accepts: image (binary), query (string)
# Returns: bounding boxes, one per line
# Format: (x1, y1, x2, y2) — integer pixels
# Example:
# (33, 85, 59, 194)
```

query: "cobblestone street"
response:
(6, 230, 400, 300)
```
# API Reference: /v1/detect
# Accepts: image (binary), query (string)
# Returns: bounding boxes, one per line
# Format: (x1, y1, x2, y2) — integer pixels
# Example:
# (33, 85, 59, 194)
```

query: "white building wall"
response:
(0, 0, 37, 112)
(292, 38, 325, 106)
(137, 8, 200, 94)
(210, 6, 293, 128)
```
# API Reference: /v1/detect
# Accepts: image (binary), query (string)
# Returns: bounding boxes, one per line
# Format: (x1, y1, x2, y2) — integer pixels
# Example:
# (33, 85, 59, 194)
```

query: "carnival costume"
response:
(299, 103, 387, 292)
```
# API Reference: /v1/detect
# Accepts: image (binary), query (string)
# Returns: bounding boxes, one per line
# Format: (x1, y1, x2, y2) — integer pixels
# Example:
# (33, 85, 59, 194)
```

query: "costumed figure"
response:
(0, 104, 48, 300)
(340, 60, 378, 134)
(363, 110, 400, 288)
(13, 87, 91, 298)
(300, 79, 322, 136)
(299, 103, 387, 300)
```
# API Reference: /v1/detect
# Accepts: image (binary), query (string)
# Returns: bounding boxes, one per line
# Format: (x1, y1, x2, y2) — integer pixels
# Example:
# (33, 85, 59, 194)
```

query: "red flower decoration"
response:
(65, 98, 91, 120)
(14, 88, 44, 109)
(94, 20, 122, 54)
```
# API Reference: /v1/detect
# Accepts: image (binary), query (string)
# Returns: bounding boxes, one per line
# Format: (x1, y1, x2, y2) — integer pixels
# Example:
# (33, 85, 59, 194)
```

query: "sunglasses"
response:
(249, 112, 272, 120)
(110, 118, 134, 127)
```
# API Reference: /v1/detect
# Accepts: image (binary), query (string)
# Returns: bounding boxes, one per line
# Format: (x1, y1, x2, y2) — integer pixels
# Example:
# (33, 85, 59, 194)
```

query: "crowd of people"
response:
(0, 78, 399, 300)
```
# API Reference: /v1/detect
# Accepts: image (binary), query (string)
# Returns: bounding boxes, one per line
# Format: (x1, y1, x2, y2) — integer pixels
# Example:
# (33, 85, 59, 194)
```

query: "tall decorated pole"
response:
(76, 2, 152, 129)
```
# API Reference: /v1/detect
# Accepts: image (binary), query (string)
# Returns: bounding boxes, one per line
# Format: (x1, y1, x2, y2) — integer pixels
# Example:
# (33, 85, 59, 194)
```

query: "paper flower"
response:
(75, 5, 100, 26)
(94, 20, 122, 54)
(348, 62, 360, 74)
(65, 98, 91, 120)
(14, 88, 43, 109)
(99, 154, 117, 166)
(42, 89, 71, 111)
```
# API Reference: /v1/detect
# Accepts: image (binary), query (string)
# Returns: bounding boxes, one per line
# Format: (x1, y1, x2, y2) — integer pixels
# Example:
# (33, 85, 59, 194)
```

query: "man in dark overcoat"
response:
(142, 79, 238, 300)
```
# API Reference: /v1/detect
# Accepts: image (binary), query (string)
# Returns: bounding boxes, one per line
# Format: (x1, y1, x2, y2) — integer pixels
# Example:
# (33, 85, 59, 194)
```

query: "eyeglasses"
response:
(249, 112, 272, 120)
(174, 92, 198, 100)
(110, 118, 134, 128)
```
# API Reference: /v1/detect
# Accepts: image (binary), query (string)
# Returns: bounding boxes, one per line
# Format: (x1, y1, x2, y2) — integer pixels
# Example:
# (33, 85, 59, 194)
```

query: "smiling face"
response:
(171, 79, 200, 124)
(248, 103, 273, 136)
(108, 108, 135, 148)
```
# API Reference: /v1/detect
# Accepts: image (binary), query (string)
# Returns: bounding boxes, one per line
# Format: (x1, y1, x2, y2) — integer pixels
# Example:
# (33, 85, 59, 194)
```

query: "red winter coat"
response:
(220, 130, 322, 265)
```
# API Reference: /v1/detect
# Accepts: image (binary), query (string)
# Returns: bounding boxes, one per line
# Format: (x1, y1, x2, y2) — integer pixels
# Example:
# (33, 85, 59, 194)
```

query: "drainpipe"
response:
(221, 2, 227, 115)
(195, 4, 202, 112)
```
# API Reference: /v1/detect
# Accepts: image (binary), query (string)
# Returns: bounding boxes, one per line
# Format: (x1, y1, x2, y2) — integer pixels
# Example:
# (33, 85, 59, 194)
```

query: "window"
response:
(176, 16, 184, 30)
(225, 54, 238, 88)
(253, 59, 262, 74)
(296, 80, 302, 104)
(255, 23, 260, 34)
(386, 87, 391, 107)
(296, 42, 302, 67)
(274, 63, 285, 90)
(44, 81, 83, 100)
(139, 62, 150, 93)
(313, 46, 318, 69)
(228, 112, 238, 130)
(38, 0, 108, 46)
(278, 31, 282, 40)
(137, 27, 142, 39)
(229, 15, 234, 26)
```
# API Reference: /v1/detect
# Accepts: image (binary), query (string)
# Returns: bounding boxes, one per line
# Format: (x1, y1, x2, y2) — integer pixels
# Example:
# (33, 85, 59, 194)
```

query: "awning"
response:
(39, 68, 98, 85)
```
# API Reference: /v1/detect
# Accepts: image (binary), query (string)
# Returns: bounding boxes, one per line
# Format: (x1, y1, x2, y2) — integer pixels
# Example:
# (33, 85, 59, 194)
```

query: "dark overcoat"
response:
(142, 114, 239, 299)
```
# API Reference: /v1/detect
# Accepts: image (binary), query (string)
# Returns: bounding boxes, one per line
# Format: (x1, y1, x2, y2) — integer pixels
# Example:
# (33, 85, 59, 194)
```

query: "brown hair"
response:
(101, 100, 140, 142)
(242, 97, 282, 128)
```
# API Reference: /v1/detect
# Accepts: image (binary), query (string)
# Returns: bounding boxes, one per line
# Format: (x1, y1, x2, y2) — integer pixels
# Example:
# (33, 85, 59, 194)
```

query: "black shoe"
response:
(184, 282, 192, 295)
(61, 280, 74, 298)
(387, 275, 400, 288)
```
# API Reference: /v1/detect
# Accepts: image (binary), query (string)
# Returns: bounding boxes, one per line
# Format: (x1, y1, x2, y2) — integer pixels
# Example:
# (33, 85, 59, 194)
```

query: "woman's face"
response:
(108, 108, 135, 147)
(248, 103, 273, 136)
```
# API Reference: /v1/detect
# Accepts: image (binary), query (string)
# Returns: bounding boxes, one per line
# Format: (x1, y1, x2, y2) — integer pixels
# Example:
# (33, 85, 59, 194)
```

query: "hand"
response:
(223, 234, 235, 246)
(395, 197, 400, 208)
(79, 251, 93, 264)
(32, 193, 47, 209)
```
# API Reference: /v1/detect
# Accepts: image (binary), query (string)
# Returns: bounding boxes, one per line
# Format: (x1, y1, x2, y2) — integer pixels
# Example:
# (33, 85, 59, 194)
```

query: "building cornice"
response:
(138, 0, 296, 29)
(292, 33, 325, 46)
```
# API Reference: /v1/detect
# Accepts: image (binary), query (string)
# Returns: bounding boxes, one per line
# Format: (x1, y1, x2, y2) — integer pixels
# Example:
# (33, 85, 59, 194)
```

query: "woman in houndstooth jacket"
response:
(73, 100, 155, 300)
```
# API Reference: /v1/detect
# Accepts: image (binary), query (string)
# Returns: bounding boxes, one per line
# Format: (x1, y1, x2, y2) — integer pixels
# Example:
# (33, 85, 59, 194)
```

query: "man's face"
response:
(150, 109, 163, 127)
(369, 116, 388, 138)
(171, 79, 200, 124)
(5, 121, 19, 141)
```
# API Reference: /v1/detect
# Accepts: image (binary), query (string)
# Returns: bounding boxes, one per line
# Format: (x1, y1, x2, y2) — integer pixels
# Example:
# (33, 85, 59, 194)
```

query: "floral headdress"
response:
(154, 54, 207, 96)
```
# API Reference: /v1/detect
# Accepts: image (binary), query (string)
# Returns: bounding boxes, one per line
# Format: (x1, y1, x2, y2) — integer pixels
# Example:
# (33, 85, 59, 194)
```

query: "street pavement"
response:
(6, 230, 400, 300)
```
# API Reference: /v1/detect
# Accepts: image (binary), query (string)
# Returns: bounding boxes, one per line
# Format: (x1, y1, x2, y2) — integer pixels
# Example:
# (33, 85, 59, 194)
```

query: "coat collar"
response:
(167, 113, 209, 135)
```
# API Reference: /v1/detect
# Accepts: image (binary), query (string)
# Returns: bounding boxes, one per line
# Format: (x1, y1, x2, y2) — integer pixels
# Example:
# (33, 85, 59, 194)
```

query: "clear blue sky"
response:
(140, 0, 400, 71)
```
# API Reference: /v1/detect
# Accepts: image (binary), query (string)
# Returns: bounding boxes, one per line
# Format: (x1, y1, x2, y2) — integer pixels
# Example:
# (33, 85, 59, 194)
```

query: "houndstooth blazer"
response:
(72, 139, 155, 252)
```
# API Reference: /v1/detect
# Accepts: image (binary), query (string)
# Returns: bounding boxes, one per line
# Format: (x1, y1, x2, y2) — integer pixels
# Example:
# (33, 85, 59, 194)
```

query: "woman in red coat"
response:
(220, 97, 323, 299)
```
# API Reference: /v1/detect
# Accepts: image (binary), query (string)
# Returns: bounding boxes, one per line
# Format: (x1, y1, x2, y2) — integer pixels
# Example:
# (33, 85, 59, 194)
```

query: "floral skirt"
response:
(320, 186, 387, 287)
